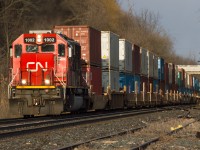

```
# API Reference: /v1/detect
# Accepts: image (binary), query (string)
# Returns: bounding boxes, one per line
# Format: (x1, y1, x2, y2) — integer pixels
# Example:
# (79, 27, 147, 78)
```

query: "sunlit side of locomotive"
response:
(8, 31, 89, 116)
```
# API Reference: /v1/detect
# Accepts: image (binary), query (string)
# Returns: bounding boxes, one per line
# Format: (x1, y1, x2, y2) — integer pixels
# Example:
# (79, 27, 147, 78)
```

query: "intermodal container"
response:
(140, 76, 148, 92)
(175, 65, 178, 84)
(133, 75, 141, 93)
(53, 26, 101, 66)
(119, 73, 134, 93)
(148, 77, 154, 93)
(158, 57, 164, 80)
(193, 77, 199, 91)
(153, 55, 158, 79)
(82, 65, 102, 95)
(165, 63, 169, 85)
(189, 74, 193, 88)
(119, 39, 132, 73)
(132, 44, 140, 74)
(101, 31, 119, 70)
(140, 48, 148, 76)
(159, 80, 165, 93)
(153, 79, 159, 92)
(185, 73, 189, 88)
(168, 63, 173, 84)
(172, 64, 175, 84)
(147, 51, 154, 78)
(102, 69, 119, 92)
(178, 68, 185, 87)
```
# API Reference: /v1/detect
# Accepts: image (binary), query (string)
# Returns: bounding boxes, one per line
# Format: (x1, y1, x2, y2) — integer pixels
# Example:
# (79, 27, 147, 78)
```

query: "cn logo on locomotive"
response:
(26, 62, 48, 72)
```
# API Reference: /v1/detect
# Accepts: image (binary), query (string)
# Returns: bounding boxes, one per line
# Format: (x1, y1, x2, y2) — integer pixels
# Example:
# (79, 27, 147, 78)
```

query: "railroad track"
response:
(54, 106, 199, 150)
(0, 108, 164, 140)
(131, 118, 199, 150)
(57, 126, 147, 150)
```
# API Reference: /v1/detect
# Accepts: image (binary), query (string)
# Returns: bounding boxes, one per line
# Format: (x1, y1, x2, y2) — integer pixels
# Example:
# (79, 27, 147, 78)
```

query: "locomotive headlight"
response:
(21, 79, 27, 85)
(37, 34, 42, 43)
(44, 79, 50, 85)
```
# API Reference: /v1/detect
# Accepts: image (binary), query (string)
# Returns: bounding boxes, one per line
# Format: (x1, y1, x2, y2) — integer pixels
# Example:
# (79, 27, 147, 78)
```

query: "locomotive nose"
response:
(20, 53, 54, 86)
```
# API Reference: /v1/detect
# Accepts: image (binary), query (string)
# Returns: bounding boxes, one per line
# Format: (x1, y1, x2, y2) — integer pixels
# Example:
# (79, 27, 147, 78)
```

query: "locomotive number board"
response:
(24, 37, 36, 43)
(43, 37, 56, 43)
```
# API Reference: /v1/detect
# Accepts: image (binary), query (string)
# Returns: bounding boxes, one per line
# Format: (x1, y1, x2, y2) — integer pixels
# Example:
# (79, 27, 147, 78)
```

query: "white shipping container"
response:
(153, 55, 158, 79)
(175, 65, 178, 84)
(101, 31, 119, 70)
(168, 63, 173, 84)
(102, 70, 119, 92)
(140, 48, 148, 76)
(147, 51, 154, 77)
(119, 39, 132, 73)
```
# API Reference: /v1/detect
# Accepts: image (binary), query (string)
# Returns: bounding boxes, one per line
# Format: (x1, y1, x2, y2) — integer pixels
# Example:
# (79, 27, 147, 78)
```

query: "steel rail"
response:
(57, 126, 146, 150)
(0, 108, 162, 140)
(131, 118, 199, 150)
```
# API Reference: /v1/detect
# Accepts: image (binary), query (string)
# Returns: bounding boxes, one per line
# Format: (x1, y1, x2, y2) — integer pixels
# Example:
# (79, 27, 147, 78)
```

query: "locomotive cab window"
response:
(58, 44, 65, 57)
(14, 44, 22, 58)
(41, 44, 54, 52)
(26, 45, 38, 52)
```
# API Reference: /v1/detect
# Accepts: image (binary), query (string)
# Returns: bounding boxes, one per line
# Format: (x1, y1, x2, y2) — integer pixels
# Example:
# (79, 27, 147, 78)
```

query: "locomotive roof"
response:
(58, 33, 80, 46)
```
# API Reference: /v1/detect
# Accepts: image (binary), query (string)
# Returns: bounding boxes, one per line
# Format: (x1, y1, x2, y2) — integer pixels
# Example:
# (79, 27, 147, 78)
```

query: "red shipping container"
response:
(53, 26, 101, 66)
(164, 63, 169, 85)
(82, 65, 102, 95)
(159, 80, 165, 93)
(140, 76, 148, 92)
(132, 44, 141, 75)
(171, 84, 178, 92)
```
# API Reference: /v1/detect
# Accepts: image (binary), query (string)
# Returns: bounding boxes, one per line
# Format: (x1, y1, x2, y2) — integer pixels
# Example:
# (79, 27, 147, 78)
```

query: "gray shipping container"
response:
(153, 55, 158, 79)
(101, 31, 119, 70)
(140, 48, 148, 76)
(102, 70, 119, 92)
(119, 39, 132, 73)
(147, 51, 154, 78)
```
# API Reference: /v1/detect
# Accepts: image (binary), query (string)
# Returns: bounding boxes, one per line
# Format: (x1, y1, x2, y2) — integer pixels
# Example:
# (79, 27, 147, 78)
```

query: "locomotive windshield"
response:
(26, 45, 38, 52)
(14, 44, 22, 58)
(41, 44, 54, 52)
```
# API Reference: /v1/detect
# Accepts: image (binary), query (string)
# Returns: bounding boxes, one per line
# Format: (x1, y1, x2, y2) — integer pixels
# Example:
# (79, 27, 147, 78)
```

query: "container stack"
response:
(178, 68, 185, 93)
(147, 51, 154, 93)
(158, 57, 165, 92)
(153, 55, 159, 92)
(53, 25, 102, 94)
(101, 31, 119, 92)
(168, 63, 173, 91)
(140, 48, 148, 92)
(119, 39, 133, 93)
(132, 44, 141, 93)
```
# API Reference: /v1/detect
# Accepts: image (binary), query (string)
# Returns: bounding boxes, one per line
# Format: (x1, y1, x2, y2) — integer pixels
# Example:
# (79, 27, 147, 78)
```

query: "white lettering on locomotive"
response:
(26, 62, 48, 72)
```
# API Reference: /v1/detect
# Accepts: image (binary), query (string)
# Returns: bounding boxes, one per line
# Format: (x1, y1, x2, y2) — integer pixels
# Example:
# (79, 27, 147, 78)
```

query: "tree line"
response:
(0, 0, 196, 76)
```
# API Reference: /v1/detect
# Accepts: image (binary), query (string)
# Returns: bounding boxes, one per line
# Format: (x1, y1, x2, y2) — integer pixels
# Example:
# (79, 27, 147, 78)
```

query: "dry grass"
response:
(0, 74, 9, 118)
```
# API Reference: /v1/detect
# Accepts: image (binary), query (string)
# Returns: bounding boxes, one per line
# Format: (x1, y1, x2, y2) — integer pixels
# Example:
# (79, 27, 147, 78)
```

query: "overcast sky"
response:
(119, 0, 200, 61)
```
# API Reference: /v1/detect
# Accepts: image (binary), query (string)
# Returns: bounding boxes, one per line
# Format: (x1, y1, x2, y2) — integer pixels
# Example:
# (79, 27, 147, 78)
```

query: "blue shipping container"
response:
(153, 79, 158, 92)
(119, 73, 134, 93)
(158, 57, 164, 80)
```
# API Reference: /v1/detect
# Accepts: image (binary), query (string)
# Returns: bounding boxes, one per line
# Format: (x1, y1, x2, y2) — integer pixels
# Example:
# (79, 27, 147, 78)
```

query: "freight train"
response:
(8, 26, 199, 117)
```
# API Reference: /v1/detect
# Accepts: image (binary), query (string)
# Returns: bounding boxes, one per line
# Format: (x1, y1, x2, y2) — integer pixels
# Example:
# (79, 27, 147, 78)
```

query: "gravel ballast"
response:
(0, 107, 199, 150)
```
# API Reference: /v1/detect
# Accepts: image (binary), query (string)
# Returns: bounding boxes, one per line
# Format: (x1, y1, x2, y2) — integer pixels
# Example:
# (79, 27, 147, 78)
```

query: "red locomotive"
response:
(9, 31, 90, 116)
